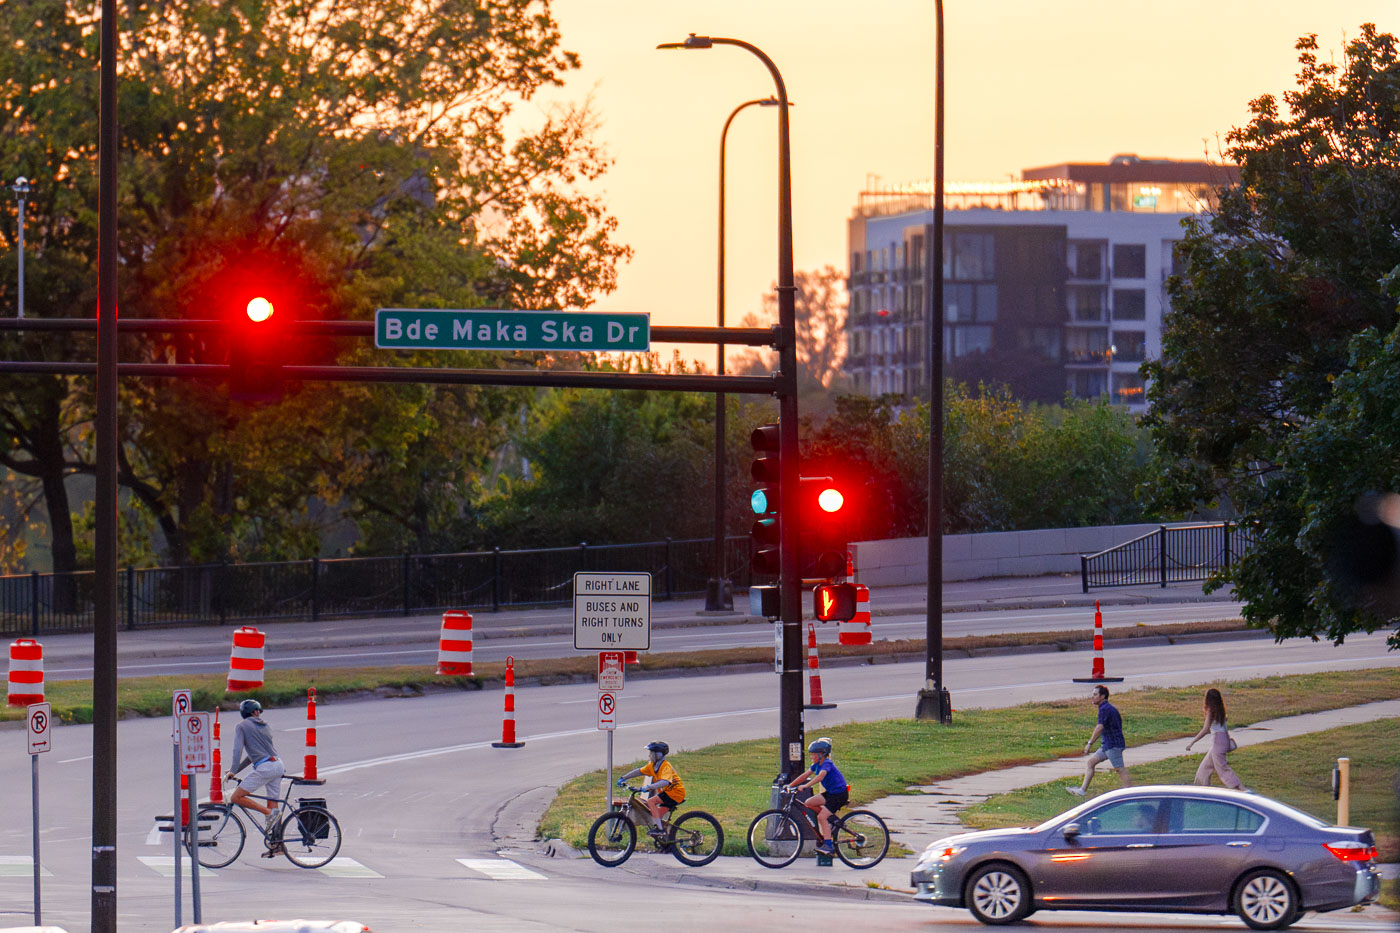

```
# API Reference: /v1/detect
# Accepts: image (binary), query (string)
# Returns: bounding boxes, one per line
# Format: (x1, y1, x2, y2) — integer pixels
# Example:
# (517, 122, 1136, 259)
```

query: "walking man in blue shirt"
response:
(1067, 685, 1131, 796)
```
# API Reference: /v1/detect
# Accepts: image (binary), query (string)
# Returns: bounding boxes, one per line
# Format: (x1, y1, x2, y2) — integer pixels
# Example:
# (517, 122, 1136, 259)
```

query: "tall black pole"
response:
(915, 0, 951, 722)
(92, 0, 120, 925)
(708, 97, 780, 613)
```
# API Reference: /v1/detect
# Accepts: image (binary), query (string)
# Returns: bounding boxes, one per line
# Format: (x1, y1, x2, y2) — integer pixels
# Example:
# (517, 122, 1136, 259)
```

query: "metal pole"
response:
(172, 747, 181, 929)
(13, 178, 27, 319)
(917, 0, 951, 723)
(708, 96, 780, 613)
(606, 730, 614, 810)
(92, 0, 121, 925)
(188, 770, 201, 923)
(31, 753, 40, 925)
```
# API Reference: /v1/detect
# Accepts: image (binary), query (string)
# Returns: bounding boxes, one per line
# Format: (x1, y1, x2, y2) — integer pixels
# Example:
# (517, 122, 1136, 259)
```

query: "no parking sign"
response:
(27, 702, 50, 755)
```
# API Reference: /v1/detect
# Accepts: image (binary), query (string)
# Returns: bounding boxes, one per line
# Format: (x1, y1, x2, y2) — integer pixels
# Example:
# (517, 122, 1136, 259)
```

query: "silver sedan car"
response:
(911, 785, 1381, 929)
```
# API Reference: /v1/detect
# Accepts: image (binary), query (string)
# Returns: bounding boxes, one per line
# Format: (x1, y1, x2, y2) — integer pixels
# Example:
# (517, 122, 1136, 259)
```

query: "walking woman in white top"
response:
(1186, 687, 1247, 790)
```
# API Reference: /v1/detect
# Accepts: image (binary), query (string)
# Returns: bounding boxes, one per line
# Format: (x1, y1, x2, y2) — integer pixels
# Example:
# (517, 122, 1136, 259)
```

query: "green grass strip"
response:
(540, 668, 1400, 858)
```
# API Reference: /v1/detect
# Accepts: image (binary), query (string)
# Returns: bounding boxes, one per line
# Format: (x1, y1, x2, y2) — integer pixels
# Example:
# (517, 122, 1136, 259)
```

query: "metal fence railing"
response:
(1080, 522, 1254, 592)
(0, 535, 757, 637)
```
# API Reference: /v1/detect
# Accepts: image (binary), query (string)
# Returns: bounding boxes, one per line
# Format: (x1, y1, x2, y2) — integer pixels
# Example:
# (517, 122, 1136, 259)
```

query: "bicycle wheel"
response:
(187, 804, 245, 869)
(587, 811, 637, 867)
(833, 809, 889, 869)
(746, 809, 803, 869)
(280, 806, 342, 868)
(668, 810, 723, 867)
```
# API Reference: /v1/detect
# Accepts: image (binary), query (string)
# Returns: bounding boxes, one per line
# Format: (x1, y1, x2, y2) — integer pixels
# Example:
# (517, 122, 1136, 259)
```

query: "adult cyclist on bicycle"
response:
(225, 698, 285, 856)
(786, 737, 848, 855)
(616, 740, 686, 832)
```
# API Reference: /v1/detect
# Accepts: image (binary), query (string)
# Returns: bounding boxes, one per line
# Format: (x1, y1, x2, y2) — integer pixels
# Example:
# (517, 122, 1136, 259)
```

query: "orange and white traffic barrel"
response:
(837, 585, 872, 646)
(436, 611, 474, 676)
(304, 687, 318, 781)
(7, 638, 44, 706)
(227, 626, 266, 692)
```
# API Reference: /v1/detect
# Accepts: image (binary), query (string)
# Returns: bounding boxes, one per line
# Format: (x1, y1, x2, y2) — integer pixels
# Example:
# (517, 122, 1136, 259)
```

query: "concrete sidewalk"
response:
(534, 699, 1399, 923)
(26, 574, 1239, 667)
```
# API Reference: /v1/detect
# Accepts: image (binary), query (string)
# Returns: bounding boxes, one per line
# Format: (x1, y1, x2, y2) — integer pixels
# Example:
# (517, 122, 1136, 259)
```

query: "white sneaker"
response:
(1065, 786, 1086, 796)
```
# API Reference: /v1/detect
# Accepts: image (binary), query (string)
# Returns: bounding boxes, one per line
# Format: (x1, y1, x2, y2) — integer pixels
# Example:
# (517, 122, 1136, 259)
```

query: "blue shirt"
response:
(813, 759, 848, 794)
(1097, 701, 1125, 750)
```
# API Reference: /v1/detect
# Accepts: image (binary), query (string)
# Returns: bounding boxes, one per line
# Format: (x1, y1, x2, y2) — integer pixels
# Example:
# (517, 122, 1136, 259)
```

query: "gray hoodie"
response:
(229, 716, 279, 773)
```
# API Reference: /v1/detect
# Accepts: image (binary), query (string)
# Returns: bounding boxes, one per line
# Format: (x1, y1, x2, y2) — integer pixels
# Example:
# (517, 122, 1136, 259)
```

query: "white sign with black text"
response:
(27, 702, 51, 755)
(177, 712, 212, 775)
(573, 572, 651, 651)
(597, 692, 617, 731)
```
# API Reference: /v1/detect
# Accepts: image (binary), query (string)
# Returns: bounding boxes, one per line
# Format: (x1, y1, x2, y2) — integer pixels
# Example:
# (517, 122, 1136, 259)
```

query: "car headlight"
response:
(917, 844, 966, 869)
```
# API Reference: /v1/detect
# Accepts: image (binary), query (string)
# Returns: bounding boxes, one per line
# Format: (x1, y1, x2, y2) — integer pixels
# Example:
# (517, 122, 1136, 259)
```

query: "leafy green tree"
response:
(0, 0, 629, 566)
(730, 266, 850, 397)
(1143, 24, 1400, 644)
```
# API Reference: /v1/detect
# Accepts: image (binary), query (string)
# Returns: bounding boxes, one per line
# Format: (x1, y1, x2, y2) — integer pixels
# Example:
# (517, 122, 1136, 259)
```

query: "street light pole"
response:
(12, 177, 29, 319)
(659, 34, 804, 779)
(707, 96, 783, 613)
(915, 0, 952, 722)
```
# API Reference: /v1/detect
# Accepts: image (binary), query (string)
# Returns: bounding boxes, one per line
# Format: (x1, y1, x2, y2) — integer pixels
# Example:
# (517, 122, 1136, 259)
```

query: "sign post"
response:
(27, 702, 50, 925)
(177, 711, 210, 925)
(598, 691, 618, 808)
(170, 689, 191, 928)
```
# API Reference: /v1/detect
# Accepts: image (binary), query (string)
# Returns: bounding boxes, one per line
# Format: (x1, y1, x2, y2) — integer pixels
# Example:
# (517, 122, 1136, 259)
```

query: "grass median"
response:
(959, 718, 1400, 910)
(540, 668, 1400, 858)
(2, 616, 1254, 724)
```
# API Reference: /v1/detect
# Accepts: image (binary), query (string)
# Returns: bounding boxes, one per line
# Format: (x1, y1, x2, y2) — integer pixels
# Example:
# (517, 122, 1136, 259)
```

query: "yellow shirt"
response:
(641, 760, 686, 803)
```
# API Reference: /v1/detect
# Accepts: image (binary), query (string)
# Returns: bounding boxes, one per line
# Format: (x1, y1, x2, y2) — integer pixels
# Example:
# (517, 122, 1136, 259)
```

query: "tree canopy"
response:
(1143, 24, 1400, 646)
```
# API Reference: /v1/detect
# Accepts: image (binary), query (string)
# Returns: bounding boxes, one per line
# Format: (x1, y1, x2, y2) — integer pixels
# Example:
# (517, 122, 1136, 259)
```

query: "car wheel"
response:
(965, 862, 1033, 925)
(1234, 868, 1299, 931)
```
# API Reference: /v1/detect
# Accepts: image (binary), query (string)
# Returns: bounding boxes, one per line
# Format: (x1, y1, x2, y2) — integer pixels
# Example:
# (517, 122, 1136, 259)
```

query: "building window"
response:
(1017, 327, 1061, 360)
(1068, 285, 1106, 321)
(946, 325, 993, 358)
(1070, 370, 1108, 399)
(944, 232, 995, 280)
(909, 234, 924, 275)
(1113, 330, 1146, 362)
(851, 251, 863, 274)
(1066, 327, 1109, 363)
(1071, 242, 1104, 281)
(1112, 244, 1146, 279)
(1112, 288, 1146, 320)
(1113, 371, 1145, 404)
(945, 283, 997, 322)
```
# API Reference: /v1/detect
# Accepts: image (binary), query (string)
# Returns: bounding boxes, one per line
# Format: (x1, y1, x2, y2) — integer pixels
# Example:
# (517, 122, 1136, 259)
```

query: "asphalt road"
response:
(1, 629, 1395, 933)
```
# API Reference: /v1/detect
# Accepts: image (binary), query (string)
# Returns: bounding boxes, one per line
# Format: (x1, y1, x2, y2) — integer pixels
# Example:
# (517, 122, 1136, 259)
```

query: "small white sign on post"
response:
(574, 572, 651, 651)
(27, 702, 51, 755)
(178, 713, 212, 775)
(597, 692, 617, 731)
(171, 689, 192, 746)
(774, 624, 784, 673)
(598, 651, 625, 692)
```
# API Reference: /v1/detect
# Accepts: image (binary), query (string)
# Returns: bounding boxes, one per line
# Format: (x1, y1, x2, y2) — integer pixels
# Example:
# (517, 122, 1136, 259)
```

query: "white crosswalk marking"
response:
(137, 856, 217, 877)
(315, 857, 382, 878)
(0, 855, 53, 878)
(456, 858, 547, 880)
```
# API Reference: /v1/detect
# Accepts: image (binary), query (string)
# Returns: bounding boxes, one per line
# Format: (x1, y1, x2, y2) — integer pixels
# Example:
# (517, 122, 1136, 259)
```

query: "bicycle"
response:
(188, 776, 342, 869)
(586, 784, 723, 868)
(746, 784, 889, 869)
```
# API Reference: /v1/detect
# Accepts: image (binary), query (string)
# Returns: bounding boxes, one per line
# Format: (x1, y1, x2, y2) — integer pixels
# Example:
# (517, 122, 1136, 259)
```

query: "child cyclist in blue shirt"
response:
(786, 737, 848, 855)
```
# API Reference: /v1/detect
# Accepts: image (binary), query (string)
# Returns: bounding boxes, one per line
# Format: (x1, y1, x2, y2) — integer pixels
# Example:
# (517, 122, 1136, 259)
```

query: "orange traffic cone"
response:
(1072, 601, 1124, 683)
(492, 656, 525, 748)
(804, 623, 836, 710)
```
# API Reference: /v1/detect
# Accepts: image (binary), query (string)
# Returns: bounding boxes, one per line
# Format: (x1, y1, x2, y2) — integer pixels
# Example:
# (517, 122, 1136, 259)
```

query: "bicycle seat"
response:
(289, 776, 327, 786)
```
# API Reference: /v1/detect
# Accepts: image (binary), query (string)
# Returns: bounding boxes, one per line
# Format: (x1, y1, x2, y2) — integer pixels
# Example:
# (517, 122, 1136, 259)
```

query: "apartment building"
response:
(843, 155, 1239, 408)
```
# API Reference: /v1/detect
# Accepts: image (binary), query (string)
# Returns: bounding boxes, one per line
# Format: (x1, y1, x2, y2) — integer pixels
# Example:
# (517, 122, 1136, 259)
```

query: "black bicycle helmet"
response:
(239, 698, 262, 719)
(645, 740, 669, 757)
(807, 737, 832, 755)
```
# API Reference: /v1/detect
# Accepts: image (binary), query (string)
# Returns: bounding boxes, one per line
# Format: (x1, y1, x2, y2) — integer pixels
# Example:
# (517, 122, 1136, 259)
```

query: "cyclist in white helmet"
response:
(786, 737, 849, 855)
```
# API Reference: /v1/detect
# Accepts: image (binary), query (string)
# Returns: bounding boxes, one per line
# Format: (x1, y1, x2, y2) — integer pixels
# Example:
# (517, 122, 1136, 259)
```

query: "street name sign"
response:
(376, 308, 650, 352)
(597, 692, 617, 731)
(177, 712, 212, 775)
(598, 652, 625, 692)
(27, 702, 51, 755)
(573, 572, 651, 651)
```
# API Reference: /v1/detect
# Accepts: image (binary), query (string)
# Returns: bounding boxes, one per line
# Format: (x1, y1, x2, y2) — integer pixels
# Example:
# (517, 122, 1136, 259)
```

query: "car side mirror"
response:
(1062, 822, 1081, 839)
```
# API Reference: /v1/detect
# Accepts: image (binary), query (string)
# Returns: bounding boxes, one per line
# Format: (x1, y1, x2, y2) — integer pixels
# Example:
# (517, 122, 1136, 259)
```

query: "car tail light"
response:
(1323, 841, 1377, 862)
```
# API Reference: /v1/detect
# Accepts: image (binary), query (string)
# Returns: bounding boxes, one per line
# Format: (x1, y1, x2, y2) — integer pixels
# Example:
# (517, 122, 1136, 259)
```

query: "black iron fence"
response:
(0, 535, 756, 637)
(1081, 522, 1254, 592)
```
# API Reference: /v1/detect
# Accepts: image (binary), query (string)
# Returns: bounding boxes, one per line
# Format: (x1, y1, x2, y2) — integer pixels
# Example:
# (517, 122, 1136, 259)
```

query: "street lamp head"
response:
(12, 177, 30, 196)
(657, 33, 713, 50)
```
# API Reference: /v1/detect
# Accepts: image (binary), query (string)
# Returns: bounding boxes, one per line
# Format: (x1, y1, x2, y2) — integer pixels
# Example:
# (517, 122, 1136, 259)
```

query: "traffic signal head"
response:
(749, 423, 781, 576)
(799, 476, 848, 581)
(812, 582, 858, 622)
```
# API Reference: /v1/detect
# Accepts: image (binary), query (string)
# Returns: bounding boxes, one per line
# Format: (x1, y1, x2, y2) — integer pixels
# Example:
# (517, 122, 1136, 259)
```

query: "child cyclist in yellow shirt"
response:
(617, 741, 686, 830)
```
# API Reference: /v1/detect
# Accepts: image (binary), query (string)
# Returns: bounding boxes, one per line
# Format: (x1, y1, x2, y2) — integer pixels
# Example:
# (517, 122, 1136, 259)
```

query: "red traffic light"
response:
(246, 296, 274, 322)
(817, 486, 844, 513)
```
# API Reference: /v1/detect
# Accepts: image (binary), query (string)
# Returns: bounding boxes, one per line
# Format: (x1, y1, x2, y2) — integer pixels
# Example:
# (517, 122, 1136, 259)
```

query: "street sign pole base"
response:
(804, 703, 837, 711)
(703, 578, 735, 612)
(914, 686, 953, 724)
(491, 741, 525, 749)
(1071, 676, 1124, 683)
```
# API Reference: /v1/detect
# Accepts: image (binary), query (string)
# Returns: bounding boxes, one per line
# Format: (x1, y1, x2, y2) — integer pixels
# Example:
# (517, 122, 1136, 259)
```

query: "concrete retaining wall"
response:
(851, 524, 1163, 585)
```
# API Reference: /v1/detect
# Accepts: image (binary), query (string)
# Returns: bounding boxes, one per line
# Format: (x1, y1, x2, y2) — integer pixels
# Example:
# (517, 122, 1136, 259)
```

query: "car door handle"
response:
(1126, 843, 1154, 848)
(1227, 841, 1252, 848)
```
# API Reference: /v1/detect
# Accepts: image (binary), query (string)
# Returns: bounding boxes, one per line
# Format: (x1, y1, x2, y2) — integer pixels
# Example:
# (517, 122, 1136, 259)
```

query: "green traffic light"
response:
(751, 489, 768, 515)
